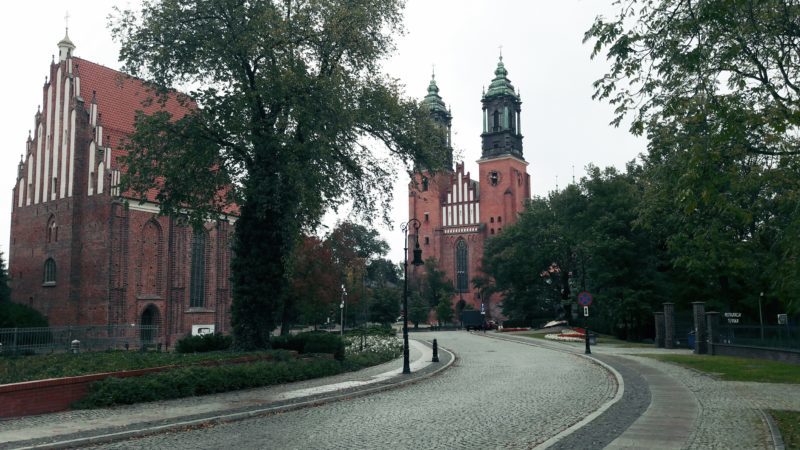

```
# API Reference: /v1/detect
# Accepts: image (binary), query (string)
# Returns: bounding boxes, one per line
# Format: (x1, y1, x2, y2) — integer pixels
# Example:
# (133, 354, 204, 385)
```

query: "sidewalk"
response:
(0, 339, 453, 450)
(488, 331, 798, 449)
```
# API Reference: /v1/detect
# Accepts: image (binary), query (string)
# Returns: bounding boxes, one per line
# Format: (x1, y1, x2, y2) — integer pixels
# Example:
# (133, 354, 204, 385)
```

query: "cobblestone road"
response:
(93, 332, 616, 449)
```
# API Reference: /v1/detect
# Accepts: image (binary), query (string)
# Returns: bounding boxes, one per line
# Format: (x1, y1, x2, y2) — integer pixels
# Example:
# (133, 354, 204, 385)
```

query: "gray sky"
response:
(0, 0, 644, 265)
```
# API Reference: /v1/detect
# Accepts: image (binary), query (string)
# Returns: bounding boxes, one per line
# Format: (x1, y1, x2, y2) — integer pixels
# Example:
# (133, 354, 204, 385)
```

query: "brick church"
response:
(409, 57, 531, 318)
(8, 32, 235, 346)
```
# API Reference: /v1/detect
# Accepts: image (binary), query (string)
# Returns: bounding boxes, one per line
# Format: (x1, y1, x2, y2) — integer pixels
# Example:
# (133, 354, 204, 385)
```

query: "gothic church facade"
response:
(409, 57, 531, 317)
(8, 33, 234, 346)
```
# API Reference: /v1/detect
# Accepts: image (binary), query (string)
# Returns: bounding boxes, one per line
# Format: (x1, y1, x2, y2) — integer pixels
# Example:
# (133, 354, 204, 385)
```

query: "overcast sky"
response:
(0, 0, 644, 265)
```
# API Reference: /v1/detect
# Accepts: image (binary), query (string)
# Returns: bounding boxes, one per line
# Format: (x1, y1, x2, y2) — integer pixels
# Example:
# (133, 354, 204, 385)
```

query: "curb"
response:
(760, 409, 786, 450)
(9, 342, 456, 450)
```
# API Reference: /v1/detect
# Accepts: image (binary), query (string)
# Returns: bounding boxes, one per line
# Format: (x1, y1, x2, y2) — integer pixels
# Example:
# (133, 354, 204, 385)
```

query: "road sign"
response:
(577, 291, 593, 307)
(583, 306, 589, 317)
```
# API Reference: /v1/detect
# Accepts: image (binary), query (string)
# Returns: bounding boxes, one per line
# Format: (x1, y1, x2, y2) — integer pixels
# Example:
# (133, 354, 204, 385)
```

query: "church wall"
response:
(8, 35, 235, 348)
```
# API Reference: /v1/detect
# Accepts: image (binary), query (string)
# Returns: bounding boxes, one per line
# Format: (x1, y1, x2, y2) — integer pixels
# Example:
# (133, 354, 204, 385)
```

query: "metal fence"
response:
(0, 325, 161, 354)
(718, 324, 799, 351)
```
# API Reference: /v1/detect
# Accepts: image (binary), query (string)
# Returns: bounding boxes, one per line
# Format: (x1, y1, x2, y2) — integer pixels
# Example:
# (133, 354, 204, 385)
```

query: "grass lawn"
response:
(0, 350, 275, 384)
(643, 354, 800, 384)
(770, 410, 800, 448)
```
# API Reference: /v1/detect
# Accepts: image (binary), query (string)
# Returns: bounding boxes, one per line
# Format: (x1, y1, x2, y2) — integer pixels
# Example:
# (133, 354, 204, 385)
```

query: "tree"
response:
(407, 291, 429, 329)
(286, 236, 339, 332)
(435, 298, 454, 325)
(112, 0, 448, 348)
(482, 166, 669, 337)
(0, 252, 10, 303)
(585, 1, 800, 315)
(369, 286, 401, 325)
(584, 0, 800, 157)
(418, 257, 454, 309)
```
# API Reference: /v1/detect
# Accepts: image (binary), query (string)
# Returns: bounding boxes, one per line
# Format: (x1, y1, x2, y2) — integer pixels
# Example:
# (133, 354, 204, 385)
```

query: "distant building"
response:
(8, 32, 234, 346)
(409, 57, 530, 318)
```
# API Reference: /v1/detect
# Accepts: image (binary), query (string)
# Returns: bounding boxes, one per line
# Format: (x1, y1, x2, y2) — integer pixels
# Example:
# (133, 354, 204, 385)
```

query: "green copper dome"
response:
(484, 56, 518, 99)
(421, 73, 448, 114)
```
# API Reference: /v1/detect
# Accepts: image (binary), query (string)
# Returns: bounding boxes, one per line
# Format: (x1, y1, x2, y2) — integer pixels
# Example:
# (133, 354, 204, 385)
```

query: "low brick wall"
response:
(711, 343, 800, 365)
(0, 353, 282, 418)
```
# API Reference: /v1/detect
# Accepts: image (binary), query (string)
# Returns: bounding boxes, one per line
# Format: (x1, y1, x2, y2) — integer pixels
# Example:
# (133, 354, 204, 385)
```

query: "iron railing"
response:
(717, 324, 799, 351)
(0, 325, 161, 354)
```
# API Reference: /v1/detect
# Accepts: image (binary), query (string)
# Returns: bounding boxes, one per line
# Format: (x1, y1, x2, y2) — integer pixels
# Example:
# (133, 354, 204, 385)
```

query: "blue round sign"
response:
(577, 291, 593, 307)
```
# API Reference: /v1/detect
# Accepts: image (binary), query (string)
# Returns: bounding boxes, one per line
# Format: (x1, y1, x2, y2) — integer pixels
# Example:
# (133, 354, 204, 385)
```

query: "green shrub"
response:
(74, 357, 344, 408)
(175, 333, 233, 353)
(0, 302, 48, 328)
(270, 331, 344, 360)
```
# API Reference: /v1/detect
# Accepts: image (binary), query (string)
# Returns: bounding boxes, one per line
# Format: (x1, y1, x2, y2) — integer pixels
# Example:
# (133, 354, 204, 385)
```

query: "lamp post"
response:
(340, 284, 347, 337)
(402, 219, 424, 374)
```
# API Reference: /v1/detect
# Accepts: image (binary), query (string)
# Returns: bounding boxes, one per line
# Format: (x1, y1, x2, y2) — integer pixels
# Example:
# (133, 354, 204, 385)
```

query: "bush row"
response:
(73, 344, 400, 409)
(269, 331, 345, 360)
(175, 333, 233, 353)
(73, 351, 335, 408)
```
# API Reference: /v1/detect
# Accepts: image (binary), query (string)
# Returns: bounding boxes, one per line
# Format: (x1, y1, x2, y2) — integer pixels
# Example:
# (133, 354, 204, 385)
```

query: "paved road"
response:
(91, 332, 616, 449)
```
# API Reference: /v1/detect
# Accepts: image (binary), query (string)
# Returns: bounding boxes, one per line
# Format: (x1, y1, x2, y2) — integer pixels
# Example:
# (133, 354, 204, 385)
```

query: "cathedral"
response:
(8, 33, 234, 346)
(409, 57, 531, 318)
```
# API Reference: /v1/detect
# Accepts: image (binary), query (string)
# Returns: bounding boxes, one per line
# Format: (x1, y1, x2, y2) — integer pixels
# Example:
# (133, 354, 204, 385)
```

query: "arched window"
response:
(455, 239, 468, 292)
(492, 110, 500, 132)
(190, 230, 207, 307)
(421, 177, 429, 192)
(43, 258, 56, 285)
(46, 215, 57, 243)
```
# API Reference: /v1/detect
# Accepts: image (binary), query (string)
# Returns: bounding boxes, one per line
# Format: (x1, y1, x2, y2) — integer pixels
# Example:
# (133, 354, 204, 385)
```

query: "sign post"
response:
(577, 291, 593, 354)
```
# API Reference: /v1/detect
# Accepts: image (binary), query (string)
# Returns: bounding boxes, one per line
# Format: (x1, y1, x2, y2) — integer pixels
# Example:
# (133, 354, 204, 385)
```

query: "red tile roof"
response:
(73, 58, 237, 215)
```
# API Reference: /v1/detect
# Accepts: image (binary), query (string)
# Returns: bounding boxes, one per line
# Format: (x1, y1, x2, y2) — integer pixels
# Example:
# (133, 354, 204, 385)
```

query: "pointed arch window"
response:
(43, 258, 56, 285)
(46, 215, 58, 243)
(455, 239, 468, 292)
(189, 230, 207, 308)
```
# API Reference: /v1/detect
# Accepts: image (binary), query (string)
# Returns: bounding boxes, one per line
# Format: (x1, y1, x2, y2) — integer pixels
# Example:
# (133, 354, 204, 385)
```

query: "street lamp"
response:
(401, 219, 424, 374)
(340, 284, 347, 337)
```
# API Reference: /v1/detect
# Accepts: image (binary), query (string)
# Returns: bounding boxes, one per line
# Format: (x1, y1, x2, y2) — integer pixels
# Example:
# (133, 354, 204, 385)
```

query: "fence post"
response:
(663, 303, 675, 349)
(706, 312, 719, 356)
(692, 302, 707, 354)
(654, 312, 665, 348)
(12, 328, 18, 353)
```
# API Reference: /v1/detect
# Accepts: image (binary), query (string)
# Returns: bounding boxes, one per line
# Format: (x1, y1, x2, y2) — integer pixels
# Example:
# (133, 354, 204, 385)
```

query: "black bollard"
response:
(585, 328, 591, 355)
(432, 339, 440, 363)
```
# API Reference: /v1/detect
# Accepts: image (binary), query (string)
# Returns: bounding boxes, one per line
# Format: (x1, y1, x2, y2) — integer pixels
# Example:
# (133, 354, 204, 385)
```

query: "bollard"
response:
(71, 339, 80, 354)
(432, 339, 440, 363)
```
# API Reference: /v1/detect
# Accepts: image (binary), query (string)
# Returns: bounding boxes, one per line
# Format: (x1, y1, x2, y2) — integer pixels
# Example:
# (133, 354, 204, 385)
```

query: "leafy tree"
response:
(286, 236, 339, 332)
(325, 221, 392, 328)
(0, 303, 48, 328)
(0, 252, 9, 303)
(584, 0, 800, 156)
(407, 291, 429, 329)
(418, 257, 454, 309)
(585, 1, 800, 315)
(435, 297, 454, 325)
(483, 167, 668, 338)
(112, 0, 448, 348)
(369, 286, 401, 325)
(366, 258, 400, 287)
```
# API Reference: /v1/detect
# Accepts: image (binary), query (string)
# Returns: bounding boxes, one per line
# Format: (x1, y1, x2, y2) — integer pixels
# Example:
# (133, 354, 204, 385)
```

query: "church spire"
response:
(480, 55, 524, 161)
(421, 71, 453, 169)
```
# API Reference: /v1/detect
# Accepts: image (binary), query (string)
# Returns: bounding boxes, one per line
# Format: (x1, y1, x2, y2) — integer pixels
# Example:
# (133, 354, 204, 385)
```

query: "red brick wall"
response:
(409, 156, 530, 319)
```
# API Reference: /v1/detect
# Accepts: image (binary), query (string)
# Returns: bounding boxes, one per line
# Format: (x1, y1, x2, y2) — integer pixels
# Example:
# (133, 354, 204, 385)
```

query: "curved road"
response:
(96, 332, 616, 449)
